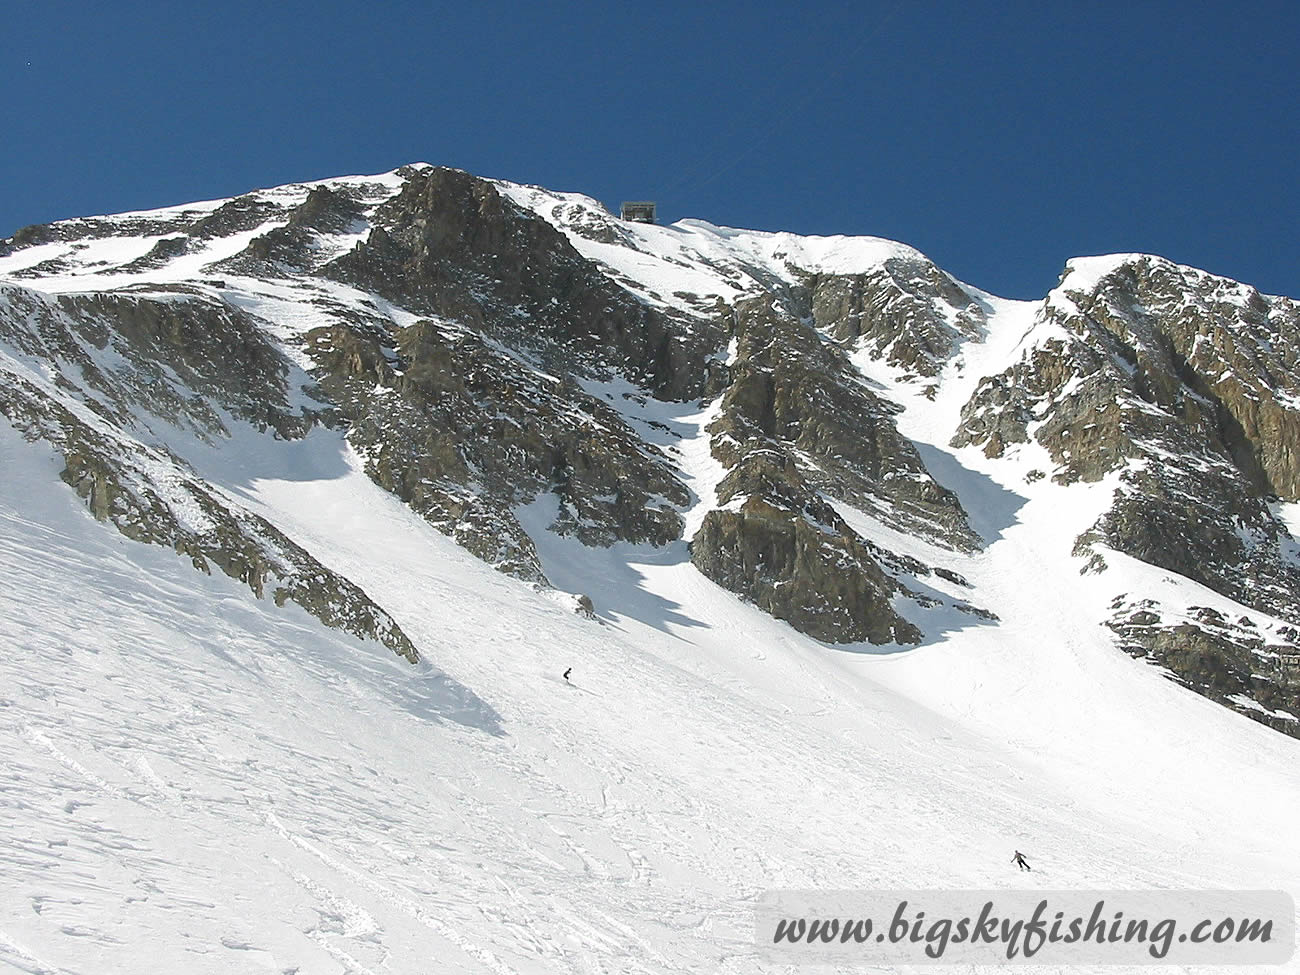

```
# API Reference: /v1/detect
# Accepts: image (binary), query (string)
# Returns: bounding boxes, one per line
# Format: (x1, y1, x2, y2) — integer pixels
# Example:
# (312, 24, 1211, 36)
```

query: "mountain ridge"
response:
(3, 163, 1299, 737)
(4, 163, 1300, 974)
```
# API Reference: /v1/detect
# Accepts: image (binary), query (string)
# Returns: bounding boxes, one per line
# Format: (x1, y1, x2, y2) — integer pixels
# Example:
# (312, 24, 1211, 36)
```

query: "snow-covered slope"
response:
(3, 167, 1299, 973)
(6, 412, 1299, 975)
(497, 180, 926, 313)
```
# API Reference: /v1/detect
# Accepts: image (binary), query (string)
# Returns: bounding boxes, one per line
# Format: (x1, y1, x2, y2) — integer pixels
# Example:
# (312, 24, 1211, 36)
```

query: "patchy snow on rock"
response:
(3, 165, 1300, 974)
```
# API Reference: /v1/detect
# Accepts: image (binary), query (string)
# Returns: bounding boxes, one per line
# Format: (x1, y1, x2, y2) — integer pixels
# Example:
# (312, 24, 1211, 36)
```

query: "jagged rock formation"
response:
(0, 285, 416, 663)
(717, 295, 975, 545)
(215, 186, 367, 277)
(688, 293, 977, 643)
(322, 167, 725, 400)
(304, 317, 690, 582)
(3, 167, 1300, 737)
(807, 258, 985, 382)
(691, 461, 922, 644)
(955, 255, 1300, 730)
(1109, 597, 1300, 735)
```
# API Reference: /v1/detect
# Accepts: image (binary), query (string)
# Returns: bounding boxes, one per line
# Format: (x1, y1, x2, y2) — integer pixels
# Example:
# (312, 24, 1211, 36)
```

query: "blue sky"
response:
(3, 0, 1296, 299)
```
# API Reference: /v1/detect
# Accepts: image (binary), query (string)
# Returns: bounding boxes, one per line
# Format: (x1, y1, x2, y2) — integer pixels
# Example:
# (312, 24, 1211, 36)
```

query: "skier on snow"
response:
(563, 667, 572, 683)
(1013, 850, 1031, 871)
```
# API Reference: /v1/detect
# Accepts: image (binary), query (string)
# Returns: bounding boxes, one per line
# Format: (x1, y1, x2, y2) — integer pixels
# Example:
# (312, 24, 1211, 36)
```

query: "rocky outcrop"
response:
(189, 195, 286, 240)
(691, 454, 921, 645)
(4, 211, 196, 249)
(213, 186, 367, 276)
(288, 185, 367, 234)
(1108, 598, 1300, 737)
(305, 316, 690, 582)
(115, 236, 192, 273)
(953, 258, 1300, 619)
(956, 256, 1300, 493)
(0, 284, 418, 662)
(712, 296, 976, 549)
(688, 294, 979, 644)
(0, 284, 311, 441)
(954, 256, 1300, 723)
(808, 258, 985, 381)
(8, 166, 1300, 732)
(3, 170, 984, 650)
(321, 166, 727, 401)
(305, 172, 977, 643)
(0, 367, 418, 664)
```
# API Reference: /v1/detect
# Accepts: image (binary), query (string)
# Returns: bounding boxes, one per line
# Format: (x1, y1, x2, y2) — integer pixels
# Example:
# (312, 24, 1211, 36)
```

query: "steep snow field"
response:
(3, 170, 1300, 973)
(5, 408, 1300, 974)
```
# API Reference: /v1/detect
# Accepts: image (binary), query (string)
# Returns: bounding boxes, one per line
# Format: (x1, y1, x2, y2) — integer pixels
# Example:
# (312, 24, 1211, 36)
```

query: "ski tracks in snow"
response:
(265, 807, 525, 975)
(0, 930, 80, 975)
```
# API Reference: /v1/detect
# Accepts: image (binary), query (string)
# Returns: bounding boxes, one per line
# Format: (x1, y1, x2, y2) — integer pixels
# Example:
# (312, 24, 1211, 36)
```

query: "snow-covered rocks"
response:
(4, 164, 1300, 731)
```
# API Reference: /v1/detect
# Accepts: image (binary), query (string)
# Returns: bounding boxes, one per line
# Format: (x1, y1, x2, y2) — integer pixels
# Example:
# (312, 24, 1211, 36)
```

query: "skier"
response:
(1013, 850, 1031, 871)
(563, 667, 572, 683)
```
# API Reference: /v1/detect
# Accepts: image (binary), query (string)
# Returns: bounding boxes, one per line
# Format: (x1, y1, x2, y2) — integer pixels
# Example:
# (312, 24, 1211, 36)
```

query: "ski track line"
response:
(336, 822, 614, 970)
(475, 822, 568, 874)
(584, 908, 675, 971)
(20, 725, 133, 805)
(263, 810, 519, 975)
(538, 819, 612, 881)
(272, 860, 381, 940)
(353, 835, 547, 951)
(267, 854, 389, 974)
(434, 747, 655, 890)
(0, 931, 78, 975)
(306, 930, 384, 975)
(129, 755, 175, 801)
(81, 746, 194, 817)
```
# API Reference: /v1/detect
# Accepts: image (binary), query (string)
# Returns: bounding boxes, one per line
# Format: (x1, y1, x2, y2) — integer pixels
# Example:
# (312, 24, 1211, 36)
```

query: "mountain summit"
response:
(5, 164, 1298, 733)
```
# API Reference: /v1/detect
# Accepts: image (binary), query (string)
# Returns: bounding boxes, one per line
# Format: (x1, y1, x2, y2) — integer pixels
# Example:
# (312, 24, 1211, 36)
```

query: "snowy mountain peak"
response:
(2, 162, 1299, 974)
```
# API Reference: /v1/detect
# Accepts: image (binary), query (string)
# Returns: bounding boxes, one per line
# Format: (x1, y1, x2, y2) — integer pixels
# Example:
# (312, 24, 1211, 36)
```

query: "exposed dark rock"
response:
(11, 224, 57, 248)
(0, 284, 312, 441)
(688, 293, 980, 644)
(934, 567, 971, 587)
(808, 258, 984, 378)
(943, 252, 1300, 735)
(5, 211, 198, 250)
(10, 168, 1300, 737)
(1108, 600, 1300, 737)
(288, 186, 366, 233)
(213, 187, 368, 276)
(215, 225, 320, 276)
(304, 316, 690, 581)
(956, 255, 1300, 709)
(957, 257, 1300, 494)
(712, 295, 977, 549)
(0, 366, 417, 664)
(12, 258, 76, 279)
(189, 195, 285, 239)
(692, 498, 920, 645)
(114, 236, 192, 273)
(321, 166, 726, 401)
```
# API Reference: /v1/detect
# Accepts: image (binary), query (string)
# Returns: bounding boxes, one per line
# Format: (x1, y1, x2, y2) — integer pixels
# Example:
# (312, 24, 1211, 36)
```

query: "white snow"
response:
(3, 170, 1300, 973)
(0, 168, 409, 296)
(1057, 253, 1146, 294)
(497, 180, 928, 317)
(6, 397, 1299, 974)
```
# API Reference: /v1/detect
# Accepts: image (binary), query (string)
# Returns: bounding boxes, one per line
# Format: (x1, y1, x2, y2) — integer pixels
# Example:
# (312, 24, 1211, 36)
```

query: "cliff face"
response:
(3, 167, 1299, 735)
(321, 167, 725, 401)
(953, 255, 1300, 726)
(0, 285, 417, 663)
(688, 291, 977, 645)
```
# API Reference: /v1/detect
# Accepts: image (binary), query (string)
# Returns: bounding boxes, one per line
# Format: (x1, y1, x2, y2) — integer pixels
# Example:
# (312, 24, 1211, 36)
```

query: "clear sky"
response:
(3, 0, 1296, 299)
